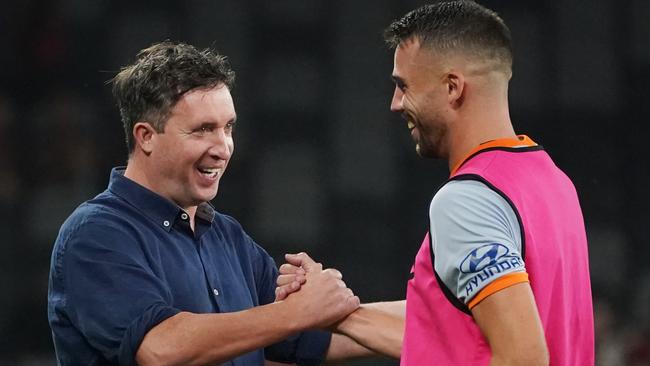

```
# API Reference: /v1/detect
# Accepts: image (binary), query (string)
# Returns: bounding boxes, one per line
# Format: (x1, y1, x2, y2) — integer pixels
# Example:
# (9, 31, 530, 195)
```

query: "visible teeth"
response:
(198, 168, 219, 177)
(407, 121, 415, 130)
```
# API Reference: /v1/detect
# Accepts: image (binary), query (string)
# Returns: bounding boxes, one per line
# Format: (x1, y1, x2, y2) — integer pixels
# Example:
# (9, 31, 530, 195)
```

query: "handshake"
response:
(274, 252, 360, 331)
(272, 252, 404, 359)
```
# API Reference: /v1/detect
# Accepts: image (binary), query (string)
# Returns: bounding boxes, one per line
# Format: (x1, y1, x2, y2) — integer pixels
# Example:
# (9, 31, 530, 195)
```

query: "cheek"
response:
(402, 95, 417, 114)
(225, 138, 234, 161)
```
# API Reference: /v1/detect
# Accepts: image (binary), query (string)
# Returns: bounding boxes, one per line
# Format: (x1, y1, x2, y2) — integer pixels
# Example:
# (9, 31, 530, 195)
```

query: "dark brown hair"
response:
(384, 1, 512, 75)
(111, 41, 235, 153)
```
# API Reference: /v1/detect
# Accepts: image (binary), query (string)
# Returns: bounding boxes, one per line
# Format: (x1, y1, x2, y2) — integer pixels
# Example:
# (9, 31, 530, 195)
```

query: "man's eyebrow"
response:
(391, 75, 406, 87)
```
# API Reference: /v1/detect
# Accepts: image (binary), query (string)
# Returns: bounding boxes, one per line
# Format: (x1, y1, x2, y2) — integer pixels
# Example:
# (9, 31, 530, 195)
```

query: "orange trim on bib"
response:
(467, 272, 529, 309)
(450, 135, 537, 176)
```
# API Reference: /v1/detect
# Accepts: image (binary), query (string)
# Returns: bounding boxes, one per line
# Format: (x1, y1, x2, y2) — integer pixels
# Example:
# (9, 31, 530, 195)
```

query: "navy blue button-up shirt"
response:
(48, 168, 330, 365)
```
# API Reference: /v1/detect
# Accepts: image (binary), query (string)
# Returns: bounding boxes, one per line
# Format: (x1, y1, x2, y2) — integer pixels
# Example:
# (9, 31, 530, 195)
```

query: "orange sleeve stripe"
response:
(467, 272, 529, 309)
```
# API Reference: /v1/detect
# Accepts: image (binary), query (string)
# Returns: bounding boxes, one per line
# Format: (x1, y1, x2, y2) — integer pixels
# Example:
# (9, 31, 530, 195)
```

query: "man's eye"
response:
(195, 126, 214, 134)
(225, 122, 236, 131)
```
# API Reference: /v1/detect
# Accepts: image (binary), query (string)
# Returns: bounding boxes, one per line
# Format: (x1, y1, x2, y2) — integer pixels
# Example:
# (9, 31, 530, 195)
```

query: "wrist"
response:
(334, 307, 363, 335)
(276, 297, 310, 333)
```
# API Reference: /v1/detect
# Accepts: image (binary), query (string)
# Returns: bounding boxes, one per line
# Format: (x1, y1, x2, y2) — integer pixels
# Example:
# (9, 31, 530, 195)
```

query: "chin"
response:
(416, 144, 441, 159)
(188, 189, 220, 206)
(200, 191, 219, 203)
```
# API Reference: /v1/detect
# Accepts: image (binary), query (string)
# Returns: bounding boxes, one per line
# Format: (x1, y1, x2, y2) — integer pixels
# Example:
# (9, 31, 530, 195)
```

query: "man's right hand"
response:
(277, 252, 360, 329)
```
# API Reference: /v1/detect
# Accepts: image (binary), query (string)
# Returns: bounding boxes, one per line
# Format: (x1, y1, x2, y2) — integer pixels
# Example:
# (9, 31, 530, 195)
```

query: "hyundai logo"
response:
(460, 243, 510, 274)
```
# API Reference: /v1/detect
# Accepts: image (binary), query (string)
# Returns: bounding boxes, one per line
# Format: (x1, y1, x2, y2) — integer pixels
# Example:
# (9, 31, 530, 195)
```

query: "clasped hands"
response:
(274, 252, 360, 330)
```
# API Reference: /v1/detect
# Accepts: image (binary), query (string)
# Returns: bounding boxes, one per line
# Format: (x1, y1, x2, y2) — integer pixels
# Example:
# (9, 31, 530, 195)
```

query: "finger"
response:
(323, 268, 343, 280)
(279, 263, 305, 275)
(275, 286, 287, 301)
(285, 252, 321, 272)
(277, 274, 297, 287)
(274, 281, 302, 302)
(277, 274, 306, 287)
(349, 295, 361, 308)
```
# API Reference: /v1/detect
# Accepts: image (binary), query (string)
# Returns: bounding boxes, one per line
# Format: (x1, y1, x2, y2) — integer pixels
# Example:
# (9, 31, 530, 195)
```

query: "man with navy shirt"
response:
(47, 42, 369, 365)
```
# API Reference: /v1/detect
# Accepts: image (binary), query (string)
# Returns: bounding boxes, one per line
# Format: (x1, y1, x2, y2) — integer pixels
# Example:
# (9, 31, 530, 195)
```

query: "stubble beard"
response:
(415, 120, 447, 160)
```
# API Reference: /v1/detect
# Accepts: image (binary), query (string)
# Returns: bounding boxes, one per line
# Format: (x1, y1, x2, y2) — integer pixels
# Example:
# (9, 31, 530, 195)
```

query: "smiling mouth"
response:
(197, 167, 221, 179)
(407, 121, 415, 130)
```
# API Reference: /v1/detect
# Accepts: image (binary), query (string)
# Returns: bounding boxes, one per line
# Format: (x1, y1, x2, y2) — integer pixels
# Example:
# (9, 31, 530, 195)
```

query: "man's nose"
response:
(208, 129, 233, 160)
(390, 87, 403, 112)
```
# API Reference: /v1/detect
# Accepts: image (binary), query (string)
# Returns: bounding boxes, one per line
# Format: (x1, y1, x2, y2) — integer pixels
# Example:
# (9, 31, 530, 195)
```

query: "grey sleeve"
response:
(429, 179, 526, 306)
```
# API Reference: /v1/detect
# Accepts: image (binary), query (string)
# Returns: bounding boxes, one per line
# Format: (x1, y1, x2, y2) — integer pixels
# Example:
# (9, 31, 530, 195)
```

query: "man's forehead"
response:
(393, 38, 427, 75)
(171, 85, 236, 118)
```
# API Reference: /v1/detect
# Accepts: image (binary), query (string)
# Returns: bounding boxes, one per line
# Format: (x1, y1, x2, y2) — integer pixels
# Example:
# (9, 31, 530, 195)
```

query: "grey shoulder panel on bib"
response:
(429, 179, 525, 305)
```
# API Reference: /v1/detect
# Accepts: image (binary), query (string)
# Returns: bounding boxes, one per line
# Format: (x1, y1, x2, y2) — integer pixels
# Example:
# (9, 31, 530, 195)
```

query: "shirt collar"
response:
(107, 167, 215, 231)
(450, 135, 538, 176)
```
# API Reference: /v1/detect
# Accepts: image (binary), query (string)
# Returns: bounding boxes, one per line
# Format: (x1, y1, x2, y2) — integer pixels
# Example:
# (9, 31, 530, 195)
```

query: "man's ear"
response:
(446, 71, 465, 109)
(132, 122, 157, 155)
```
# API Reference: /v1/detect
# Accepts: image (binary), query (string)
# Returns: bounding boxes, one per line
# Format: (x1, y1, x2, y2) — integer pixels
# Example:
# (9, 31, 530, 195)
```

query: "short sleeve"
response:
(430, 180, 527, 308)
(60, 219, 180, 365)
(245, 239, 332, 365)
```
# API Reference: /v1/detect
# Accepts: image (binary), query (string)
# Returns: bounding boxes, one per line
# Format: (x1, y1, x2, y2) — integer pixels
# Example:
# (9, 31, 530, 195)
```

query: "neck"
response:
(446, 94, 516, 172)
(124, 154, 198, 225)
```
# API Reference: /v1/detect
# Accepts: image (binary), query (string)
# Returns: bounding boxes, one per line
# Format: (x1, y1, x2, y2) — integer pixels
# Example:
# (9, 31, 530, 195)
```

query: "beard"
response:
(414, 115, 448, 159)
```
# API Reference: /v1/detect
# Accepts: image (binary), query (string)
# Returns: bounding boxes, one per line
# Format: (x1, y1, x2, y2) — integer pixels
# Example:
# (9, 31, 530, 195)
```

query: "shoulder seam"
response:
(448, 174, 526, 259)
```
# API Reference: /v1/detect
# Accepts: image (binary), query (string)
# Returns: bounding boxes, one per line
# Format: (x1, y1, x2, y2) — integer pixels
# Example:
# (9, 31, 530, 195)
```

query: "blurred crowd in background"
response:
(1, 0, 649, 365)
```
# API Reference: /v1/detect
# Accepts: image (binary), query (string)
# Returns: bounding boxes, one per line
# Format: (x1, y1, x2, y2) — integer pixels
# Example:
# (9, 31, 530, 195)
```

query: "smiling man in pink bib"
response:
(277, 1, 595, 365)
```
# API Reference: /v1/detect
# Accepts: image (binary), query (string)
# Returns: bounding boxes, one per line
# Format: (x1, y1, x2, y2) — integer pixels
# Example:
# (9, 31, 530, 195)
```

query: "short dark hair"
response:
(111, 41, 236, 153)
(384, 1, 512, 74)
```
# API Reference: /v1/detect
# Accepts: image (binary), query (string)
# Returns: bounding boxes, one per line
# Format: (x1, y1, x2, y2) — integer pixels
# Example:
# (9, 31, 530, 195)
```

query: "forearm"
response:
(137, 302, 302, 366)
(473, 283, 549, 366)
(363, 300, 406, 318)
(334, 301, 405, 359)
(325, 333, 375, 363)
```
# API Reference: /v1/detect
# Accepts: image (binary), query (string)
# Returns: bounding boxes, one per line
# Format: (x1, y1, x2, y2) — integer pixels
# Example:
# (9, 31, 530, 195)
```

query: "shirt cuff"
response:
(467, 272, 529, 309)
(118, 304, 181, 366)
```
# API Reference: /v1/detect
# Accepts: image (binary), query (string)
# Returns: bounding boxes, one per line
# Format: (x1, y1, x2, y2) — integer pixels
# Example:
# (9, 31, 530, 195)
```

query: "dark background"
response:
(1, 0, 649, 365)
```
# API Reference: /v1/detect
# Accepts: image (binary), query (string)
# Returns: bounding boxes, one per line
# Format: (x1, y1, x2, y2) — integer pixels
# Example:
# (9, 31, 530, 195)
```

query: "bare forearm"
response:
(325, 333, 375, 363)
(473, 283, 549, 366)
(137, 302, 301, 366)
(334, 301, 405, 359)
(363, 300, 406, 318)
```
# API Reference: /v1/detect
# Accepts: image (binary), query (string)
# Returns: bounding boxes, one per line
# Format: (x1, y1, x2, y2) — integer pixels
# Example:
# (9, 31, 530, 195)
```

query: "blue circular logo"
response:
(460, 243, 510, 273)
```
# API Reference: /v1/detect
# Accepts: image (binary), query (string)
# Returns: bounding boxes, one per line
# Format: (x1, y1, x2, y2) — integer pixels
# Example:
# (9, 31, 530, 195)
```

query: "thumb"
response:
(285, 252, 319, 272)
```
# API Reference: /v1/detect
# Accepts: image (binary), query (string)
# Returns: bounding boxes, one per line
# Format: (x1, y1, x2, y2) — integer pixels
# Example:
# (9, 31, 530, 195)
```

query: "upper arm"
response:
(471, 282, 548, 365)
(430, 180, 527, 308)
(61, 218, 179, 364)
(432, 180, 547, 363)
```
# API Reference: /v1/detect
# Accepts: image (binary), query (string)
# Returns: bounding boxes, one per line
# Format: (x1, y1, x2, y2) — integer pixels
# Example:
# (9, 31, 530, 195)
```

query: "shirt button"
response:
(181, 213, 188, 220)
(213, 288, 219, 296)
(163, 220, 170, 227)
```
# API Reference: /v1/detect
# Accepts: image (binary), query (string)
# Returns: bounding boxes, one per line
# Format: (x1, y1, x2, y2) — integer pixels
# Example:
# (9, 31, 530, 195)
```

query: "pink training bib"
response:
(402, 143, 594, 365)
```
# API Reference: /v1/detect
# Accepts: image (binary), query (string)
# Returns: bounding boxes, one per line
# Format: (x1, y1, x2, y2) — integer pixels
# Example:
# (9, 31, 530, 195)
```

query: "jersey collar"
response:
(450, 135, 538, 176)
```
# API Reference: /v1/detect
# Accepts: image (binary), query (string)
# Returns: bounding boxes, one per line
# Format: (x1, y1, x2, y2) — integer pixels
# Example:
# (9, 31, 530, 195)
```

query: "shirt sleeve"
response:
(246, 238, 332, 365)
(430, 179, 528, 308)
(59, 217, 180, 365)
